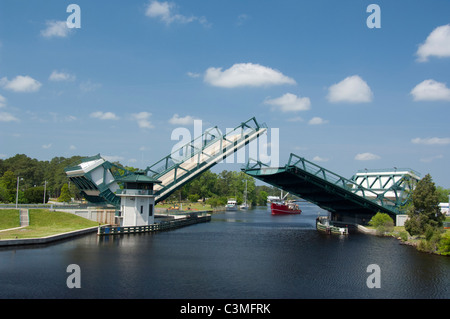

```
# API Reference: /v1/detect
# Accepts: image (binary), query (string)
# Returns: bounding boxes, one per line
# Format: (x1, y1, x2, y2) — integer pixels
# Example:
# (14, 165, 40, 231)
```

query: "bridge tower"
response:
(116, 171, 161, 227)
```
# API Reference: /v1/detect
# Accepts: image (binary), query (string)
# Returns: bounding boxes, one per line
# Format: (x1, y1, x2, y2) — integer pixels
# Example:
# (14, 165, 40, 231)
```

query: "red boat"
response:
(271, 201, 302, 215)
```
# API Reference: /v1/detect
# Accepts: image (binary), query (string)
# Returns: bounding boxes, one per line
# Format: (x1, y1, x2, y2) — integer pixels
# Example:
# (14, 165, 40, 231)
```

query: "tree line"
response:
(368, 174, 449, 255)
(0, 154, 83, 204)
(163, 169, 285, 207)
(0, 154, 282, 205)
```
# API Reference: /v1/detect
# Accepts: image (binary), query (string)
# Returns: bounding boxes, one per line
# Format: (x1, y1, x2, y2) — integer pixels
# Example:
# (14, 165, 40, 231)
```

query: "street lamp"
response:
(15, 177, 23, 209)
(43, 180, 47, 204)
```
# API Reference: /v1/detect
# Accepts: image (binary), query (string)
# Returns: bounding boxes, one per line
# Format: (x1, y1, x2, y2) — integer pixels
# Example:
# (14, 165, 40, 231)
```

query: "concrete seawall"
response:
(0, 226, 98, 247)
(356, 224, 378, 235)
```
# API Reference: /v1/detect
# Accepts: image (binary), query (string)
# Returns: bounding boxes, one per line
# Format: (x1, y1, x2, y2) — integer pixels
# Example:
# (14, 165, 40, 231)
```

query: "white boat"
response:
(226, 198, 238, 211)
(240, 203, 249, 210)
(240, 180, 249, 210)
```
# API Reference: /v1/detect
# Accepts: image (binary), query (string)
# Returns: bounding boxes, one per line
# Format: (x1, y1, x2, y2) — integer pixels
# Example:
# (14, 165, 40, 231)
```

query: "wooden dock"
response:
(97, 212, 211, 236)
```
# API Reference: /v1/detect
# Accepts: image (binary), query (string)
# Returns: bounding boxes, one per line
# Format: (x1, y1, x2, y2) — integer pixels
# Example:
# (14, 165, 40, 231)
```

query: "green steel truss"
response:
(65, 154, 132, 207)
(65, 117, 267, 207)
(350, 168, 420, 208)
(244, 153, 417, 218)
(147, 117, 267, 203)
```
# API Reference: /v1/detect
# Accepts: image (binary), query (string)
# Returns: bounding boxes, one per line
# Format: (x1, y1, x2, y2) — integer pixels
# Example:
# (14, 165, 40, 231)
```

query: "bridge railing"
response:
(286, 153, 400, 212)
(146, 117, 267, 202)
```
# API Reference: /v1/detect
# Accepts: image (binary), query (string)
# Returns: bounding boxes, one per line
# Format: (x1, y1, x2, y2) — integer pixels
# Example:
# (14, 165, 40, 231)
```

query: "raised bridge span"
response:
(243, 153, 420, 225)
(66, 116, 419, 226)
(65, 117, 267, 207)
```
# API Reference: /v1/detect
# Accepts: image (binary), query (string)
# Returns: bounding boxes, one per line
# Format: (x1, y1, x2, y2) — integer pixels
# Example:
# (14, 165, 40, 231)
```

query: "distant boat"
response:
(226, 198, 238, 211)
(240, 202, 249, 210)
(240, 180, 249, 210)
(316, 216, 348, 235)
(271, 201, 302, 215)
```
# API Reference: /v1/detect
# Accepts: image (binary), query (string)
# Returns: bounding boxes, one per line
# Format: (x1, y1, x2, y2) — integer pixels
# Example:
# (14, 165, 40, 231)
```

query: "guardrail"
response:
(97, 213, 211, 235)
(115, 189, 155, 196)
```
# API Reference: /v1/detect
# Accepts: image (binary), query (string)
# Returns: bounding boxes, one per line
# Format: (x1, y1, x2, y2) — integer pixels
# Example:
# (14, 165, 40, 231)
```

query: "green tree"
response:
(369, 212, 394, 234)
(58, 184, 72, 203)
(438, 232, 450, 256)
(436, 186, 450, 203)
(188, 194, 200, 203)
(24, 186, 49, 204)
(405, 174, 444, 236)
(257, 190, 268, 206)
(1, 170, 17, 203)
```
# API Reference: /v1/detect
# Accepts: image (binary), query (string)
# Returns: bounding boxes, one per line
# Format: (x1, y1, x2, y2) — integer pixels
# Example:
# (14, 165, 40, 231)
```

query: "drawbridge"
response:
(243, 153, 420, 224)
(65, 117, 267, 207)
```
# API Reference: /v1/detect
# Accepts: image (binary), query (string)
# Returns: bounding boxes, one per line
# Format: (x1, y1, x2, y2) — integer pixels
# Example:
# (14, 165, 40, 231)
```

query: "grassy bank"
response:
(0, 209, 98, 240)
(0, 209, 21, 230)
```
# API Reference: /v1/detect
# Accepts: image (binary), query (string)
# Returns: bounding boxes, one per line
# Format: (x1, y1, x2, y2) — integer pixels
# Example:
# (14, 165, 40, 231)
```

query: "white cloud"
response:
(0, 112, 19, 122)
(416, 24, 450, 62)
(204, 63, 296, 88)
(410, 79, 450, 101)
(1, 75, 42, 92)
(90, 111, 119, 120)
(355, 152, 380, 161)
(80, 80, 102, 92)
(169, 114, 198, 125)
(420, 154, 443, 163)
(145, 1, 209, 26)
(312, 156, 329, 162)
(236, 14, 250, 26)
(187, 72, 201, 78)
(131, 112, 154, 129)
(327, 75, 373, 103)
(308, 117, 328, 125)
(42, 143, 52, 149)
(41, 20, 72, 38)
(264, 93, 310, 112)
(411, 137, 450, 145)
(0, 95, 6, 108)
(286, 116, 304, 122)
(69, 145, 77, 150)
(66, 115, 77, 121)
(49, 70, 75, 82)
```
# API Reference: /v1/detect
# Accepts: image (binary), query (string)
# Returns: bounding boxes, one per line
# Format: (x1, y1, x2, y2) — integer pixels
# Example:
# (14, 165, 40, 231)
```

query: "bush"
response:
(399, 231, 409, 242)
(417, 227, 443, 254)
(24, 186, 49, 204)
(438, 232, 450, 256)
(369, 212, 394, 234)
(188, 194, 200, 203)
(58, 184, 71, 203)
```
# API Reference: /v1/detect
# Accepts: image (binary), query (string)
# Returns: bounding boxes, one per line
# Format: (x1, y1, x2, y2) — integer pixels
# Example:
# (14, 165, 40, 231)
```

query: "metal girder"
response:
(243, 153, 404, 220)
(149, 117, 267, 203)
(65, 117, 268, 207)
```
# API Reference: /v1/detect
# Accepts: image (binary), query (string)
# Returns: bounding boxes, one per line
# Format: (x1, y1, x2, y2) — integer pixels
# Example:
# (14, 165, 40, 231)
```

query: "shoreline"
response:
(358, 224, 449, 256)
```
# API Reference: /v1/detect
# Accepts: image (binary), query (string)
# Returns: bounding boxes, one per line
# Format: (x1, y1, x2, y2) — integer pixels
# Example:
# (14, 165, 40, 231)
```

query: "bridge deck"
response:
(66, 117, 267, 207)
(244, 154, 405, 223)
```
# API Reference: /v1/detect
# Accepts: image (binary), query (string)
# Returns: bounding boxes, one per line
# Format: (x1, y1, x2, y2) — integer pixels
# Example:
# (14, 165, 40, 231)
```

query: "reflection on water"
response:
(0, 204, 449, 299)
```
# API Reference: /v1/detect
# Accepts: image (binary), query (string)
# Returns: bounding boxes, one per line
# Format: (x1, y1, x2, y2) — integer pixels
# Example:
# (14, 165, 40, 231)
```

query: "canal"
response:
(0, 204, 449, 299)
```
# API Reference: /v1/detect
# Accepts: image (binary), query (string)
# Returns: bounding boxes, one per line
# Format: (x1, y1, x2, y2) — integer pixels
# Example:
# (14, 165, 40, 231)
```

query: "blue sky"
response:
(1, 0, 450, 188)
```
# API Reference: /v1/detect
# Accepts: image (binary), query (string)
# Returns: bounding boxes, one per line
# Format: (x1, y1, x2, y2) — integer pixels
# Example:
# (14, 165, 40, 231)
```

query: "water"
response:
(0, 204, 449, 299)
